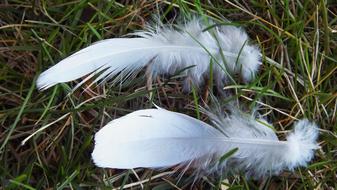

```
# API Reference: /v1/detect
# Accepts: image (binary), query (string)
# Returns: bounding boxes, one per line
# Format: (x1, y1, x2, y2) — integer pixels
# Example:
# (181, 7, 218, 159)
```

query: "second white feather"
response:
(37, 18, 261, 91)
(92, 107, 319, 178)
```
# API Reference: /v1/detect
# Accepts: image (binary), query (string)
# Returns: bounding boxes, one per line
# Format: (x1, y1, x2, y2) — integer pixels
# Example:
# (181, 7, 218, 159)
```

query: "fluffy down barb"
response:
(37, 17, 261, 91)
(92, 107, 319, 178)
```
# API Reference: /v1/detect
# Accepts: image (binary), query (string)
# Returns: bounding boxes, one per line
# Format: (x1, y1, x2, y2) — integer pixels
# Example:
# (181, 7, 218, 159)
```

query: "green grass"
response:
(1, 0, 336, 189)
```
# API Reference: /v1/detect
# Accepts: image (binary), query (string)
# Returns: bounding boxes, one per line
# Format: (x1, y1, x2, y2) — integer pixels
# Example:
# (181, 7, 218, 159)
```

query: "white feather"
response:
(92, 108, 319, 177)
(37, 18, 261, 91)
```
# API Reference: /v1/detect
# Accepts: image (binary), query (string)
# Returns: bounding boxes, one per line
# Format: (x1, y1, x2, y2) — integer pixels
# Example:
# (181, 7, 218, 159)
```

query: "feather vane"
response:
(92, 107, 319, 177)
(37, 18, 261, 91)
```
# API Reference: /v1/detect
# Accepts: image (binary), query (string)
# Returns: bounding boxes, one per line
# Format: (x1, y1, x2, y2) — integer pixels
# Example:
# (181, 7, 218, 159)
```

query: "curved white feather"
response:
(92, 108, 319, 177)
(37, 18, 261, 90)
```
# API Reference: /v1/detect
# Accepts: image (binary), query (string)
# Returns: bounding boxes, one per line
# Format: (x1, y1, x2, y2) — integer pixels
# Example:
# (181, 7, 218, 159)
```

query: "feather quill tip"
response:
(36, 71, 56, 90)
